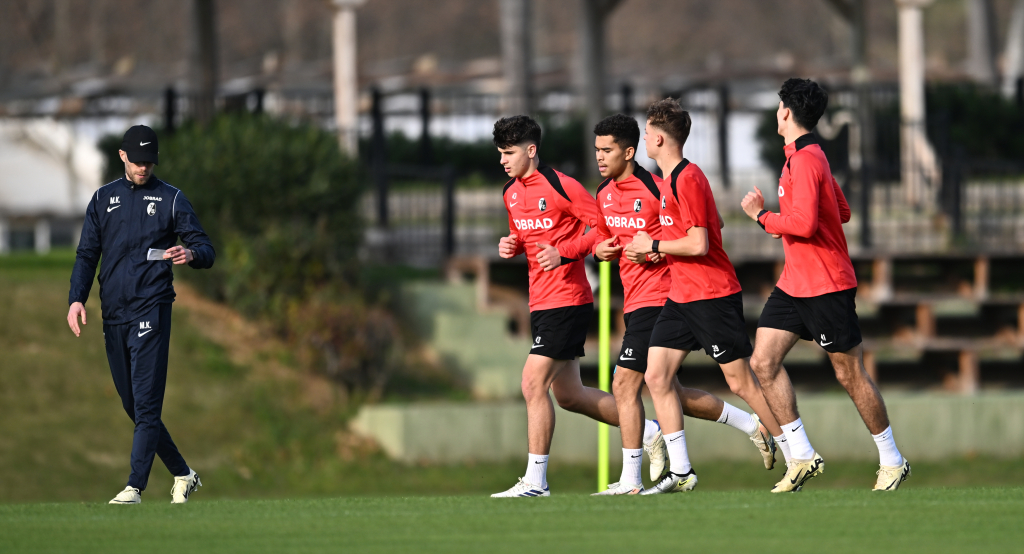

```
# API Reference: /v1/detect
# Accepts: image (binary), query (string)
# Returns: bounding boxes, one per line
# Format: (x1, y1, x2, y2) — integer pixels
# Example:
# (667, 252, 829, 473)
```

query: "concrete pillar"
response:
(965, 0, 998, 85)
(35, 218, 51, 255)
(500, 0, 533, 116)
(1002, 0, 1024, 99)
(331, 0, 365, 158)
(896, 0, 939, 209)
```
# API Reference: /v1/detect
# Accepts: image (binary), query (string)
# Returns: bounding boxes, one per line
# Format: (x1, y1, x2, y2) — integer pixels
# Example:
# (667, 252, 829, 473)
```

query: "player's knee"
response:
(555, 393, 580, 411)
(749, 355, 774, 379)
(727, 377, 752, 398)
(644, 371, 673, 394)
(521, 375, 547, 402)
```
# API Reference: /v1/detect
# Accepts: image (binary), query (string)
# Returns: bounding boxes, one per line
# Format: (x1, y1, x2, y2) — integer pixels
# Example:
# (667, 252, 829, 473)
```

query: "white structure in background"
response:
(0, 118, 104, 254)
(1003, 0, 1024, 99)
(896, 0, 940, 209)
(331, 0, 365, 157)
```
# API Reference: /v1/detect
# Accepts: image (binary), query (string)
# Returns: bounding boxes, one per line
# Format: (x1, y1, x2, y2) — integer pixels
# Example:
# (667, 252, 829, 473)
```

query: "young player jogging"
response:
(489, 115, 665, 498)
(624, 99, 786, 495)
(740, 78, 909, 493)
(587, 114, 781, 496)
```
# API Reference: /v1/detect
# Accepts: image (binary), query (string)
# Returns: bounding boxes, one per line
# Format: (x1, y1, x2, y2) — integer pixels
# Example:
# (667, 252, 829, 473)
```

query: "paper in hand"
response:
(147, 248, 168, 261)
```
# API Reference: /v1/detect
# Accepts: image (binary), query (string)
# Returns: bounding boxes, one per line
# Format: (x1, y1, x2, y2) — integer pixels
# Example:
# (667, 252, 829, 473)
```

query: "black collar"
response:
(668, 159, 691, 200)
(793, 133, 819, 151)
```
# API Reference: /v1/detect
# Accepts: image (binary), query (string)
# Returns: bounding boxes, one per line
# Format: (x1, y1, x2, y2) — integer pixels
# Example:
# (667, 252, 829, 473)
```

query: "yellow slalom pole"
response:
(597, 260, 611, 492)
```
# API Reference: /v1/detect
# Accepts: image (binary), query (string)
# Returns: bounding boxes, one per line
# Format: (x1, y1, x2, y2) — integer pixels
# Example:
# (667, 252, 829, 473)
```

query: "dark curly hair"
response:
(492, 115, 542, 149)
(646, 98, 691, 147)
(594, 114, 640, 152)
(778, 78, 829, 131)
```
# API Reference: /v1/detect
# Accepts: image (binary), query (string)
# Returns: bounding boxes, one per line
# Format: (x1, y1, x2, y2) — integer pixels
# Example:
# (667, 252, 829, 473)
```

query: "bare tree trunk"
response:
(89, 0, 106, 68)
(191, 0, 219, 124)
(965, 0, 998, 85)
(500, 0, 533, 116)
(575, 0, 621, 180)
(52, 0, 71, 74)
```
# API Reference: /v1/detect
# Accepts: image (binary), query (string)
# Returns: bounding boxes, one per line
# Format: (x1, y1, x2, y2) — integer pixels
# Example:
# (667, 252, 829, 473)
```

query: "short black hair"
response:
(492, 115, 542, 149)
(778, 78, 829, 131)
(646, 98, 691, 147)
(594, 114, 640, 152)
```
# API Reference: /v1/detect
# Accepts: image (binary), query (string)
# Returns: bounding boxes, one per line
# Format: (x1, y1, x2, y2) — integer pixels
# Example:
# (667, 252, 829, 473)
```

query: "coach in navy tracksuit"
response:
(67, 125, 214, 505)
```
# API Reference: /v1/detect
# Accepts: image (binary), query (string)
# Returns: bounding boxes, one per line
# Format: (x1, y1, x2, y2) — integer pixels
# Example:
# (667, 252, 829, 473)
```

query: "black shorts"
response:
(648, 293, 753, 364)
(617, 306, 663, 373)
(757, 286, 862, 353)
(529, 304, 593, 360)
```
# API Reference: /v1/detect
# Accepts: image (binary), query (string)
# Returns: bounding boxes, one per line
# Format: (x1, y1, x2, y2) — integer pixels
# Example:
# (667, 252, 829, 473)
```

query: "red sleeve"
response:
(832, 175, 851, 224)
(557, 181, 603, 260)
(762, 152, 820, 238)
(676, 171, 708, 233)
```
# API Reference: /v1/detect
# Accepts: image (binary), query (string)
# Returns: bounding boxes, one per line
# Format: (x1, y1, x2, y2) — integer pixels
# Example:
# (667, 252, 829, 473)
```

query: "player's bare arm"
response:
(624, 228, 708, 263)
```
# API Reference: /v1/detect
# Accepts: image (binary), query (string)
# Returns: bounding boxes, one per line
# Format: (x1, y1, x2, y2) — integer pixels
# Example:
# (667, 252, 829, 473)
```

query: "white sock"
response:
(620, 448, 643, 486)
(872, 426, 903, 467)
(524, 453, 548, 487)
(663, 430, 692, 475)
(774, 434, 792, 462)
(717, 402, 759, 436)
(642, 419, 660, 445)
(782, 418, 815, 460)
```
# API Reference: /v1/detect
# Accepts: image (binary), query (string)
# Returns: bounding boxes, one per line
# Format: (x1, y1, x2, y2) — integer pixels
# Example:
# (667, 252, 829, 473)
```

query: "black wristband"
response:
(756, 210, 769, 231)
(651, 240, 660, 254)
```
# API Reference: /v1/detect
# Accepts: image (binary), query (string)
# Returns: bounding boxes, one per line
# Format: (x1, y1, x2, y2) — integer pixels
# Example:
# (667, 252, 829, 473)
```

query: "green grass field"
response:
(3, 488, 1022, 554)
(3, 251, 1024, 552)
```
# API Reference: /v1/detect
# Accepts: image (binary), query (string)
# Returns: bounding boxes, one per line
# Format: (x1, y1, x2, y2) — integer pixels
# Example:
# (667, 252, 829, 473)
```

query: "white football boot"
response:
(639, 469, 697, 495)
(491, 477, 550, 498)
(171, 469, 202, 504)
(591, 482, 644, 496)
(749, 415, 778, 470)
(873, 458, 911, 491)
(643, 423, 669, 482)
(109, 486, 142, 505)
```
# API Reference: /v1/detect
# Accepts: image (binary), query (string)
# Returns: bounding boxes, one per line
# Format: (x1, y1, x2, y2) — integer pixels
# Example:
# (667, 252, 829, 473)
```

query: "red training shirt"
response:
(756, 134, 857, 297)
(659, 160, 742, 303)
(504, 164, 601, 311)
(590, 163, 671, 313)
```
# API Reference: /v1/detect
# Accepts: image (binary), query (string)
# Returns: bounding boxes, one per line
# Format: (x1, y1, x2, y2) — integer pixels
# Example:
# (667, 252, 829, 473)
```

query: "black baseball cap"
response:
(121, 125, 159, 165)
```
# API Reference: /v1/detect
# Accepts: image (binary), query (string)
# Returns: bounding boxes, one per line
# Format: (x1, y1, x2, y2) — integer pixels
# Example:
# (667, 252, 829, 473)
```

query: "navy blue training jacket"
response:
(69, 176, 215, 324)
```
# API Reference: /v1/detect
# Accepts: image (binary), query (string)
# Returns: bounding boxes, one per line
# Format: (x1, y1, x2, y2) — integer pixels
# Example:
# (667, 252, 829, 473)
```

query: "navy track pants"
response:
(104, 303, 189, 490)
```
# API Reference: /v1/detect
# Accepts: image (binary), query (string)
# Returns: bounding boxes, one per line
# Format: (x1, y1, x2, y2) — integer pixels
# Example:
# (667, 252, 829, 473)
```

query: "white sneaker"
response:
(171, 469, 202, 504)
(591, 481, 644, 496)
(643, 422, 669, 482)
(109, 486, 141, 504)
(639, 469, 697, 495)
(490, 477, 550, 498)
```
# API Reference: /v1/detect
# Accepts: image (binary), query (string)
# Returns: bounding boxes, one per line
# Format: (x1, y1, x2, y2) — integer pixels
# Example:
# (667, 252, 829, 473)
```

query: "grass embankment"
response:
(3, 488, 1023, 554)
(2, 251, 1024, 505)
